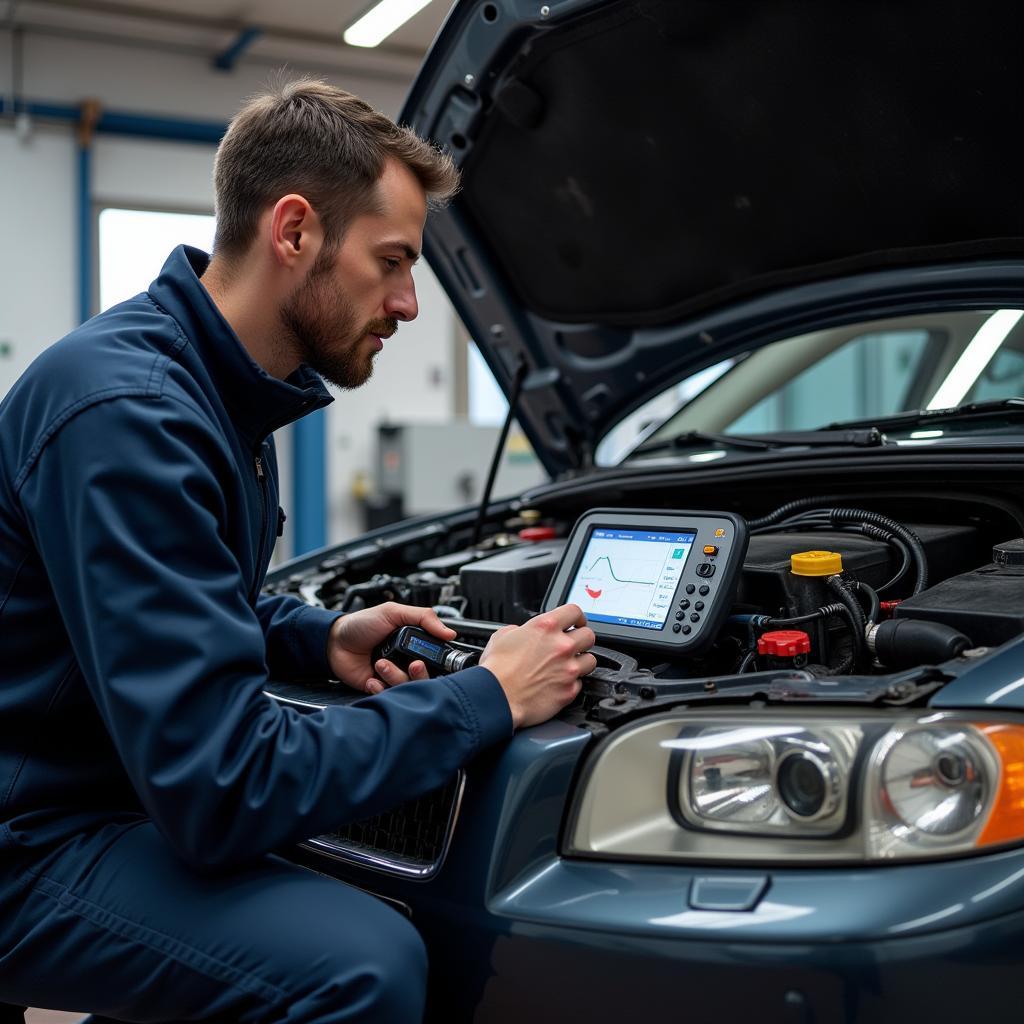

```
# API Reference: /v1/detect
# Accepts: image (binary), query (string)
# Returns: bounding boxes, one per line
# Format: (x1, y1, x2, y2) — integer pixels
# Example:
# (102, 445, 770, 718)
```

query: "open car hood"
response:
(399, 0, 1024, 476)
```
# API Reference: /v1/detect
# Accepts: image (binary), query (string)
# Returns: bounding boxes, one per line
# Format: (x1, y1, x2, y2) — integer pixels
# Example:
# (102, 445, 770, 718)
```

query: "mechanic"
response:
(0, 78, 597, 1023)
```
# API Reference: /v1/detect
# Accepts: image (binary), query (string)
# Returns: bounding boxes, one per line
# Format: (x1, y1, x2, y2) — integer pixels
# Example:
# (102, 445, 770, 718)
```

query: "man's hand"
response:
(327, 602, 457, 694)
(479, 604, 597, 729)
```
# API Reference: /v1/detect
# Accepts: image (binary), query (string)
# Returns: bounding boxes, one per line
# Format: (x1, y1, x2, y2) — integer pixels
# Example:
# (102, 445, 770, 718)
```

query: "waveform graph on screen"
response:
(566, 528, 696, 629)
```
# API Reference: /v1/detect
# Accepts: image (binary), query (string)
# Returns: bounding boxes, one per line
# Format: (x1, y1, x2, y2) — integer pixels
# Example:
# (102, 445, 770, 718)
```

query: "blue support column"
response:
(77, 142, 92, 324)
(292, 409, 327, 555)
(75, 100, 102, 325)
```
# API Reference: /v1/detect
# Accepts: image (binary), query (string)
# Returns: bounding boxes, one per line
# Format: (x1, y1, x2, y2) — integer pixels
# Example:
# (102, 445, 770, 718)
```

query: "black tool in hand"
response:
(374, 625, 480, 678)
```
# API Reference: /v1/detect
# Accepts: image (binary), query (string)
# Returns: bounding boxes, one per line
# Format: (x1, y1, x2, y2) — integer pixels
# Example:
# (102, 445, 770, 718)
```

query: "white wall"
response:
(0, 27, 458, 550)
(0, 123, 76, 389)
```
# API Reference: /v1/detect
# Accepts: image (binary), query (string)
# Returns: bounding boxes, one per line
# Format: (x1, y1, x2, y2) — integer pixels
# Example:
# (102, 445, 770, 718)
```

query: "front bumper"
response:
(276, 701, 1024, 1022)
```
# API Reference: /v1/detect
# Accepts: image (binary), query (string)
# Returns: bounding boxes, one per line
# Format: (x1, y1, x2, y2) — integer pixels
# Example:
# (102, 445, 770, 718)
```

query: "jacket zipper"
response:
(251, 454, 269, 603)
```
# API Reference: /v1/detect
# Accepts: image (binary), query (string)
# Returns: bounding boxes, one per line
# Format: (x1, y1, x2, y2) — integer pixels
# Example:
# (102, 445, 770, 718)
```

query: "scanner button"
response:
(703, 545, 719, 556)
(675, 611, 685, 621)
(685, 584, 696, 594)
(696, 563, 716, 578)
(672, 623, 682, 633)
(682, 624, 692, 635)
(699, 585, 710, 596)
(694, 601, 705, 611)
(690, 612, 701, 623)
(679, 599, 691, 610)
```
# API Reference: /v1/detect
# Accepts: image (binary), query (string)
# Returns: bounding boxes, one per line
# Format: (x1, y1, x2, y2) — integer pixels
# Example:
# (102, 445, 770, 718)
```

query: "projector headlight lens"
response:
(674, 723, 853, 837)
(777, 750, 839, 820)
(565, 711, 1024, 864)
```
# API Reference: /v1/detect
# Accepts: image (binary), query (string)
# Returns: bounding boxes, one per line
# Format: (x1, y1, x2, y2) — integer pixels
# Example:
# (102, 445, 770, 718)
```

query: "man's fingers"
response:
(572, 627, 596, 654)
(404, 605, 457, 640)
(576, 653, 598, 678)
(379, 602, 456, 638)
(542, 603, 588, 631)
(374, 659, 410, 686)
(372, 658, 430, 685)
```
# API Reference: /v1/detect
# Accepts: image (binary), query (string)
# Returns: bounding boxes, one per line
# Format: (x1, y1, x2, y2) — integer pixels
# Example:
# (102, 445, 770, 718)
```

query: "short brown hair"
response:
(212, 75, 460, 260)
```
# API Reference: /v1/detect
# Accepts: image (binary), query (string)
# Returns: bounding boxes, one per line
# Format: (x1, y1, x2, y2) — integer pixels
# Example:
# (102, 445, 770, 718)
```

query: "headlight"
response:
(566, 711, 1024, 863)
(678, 723, 854, 835)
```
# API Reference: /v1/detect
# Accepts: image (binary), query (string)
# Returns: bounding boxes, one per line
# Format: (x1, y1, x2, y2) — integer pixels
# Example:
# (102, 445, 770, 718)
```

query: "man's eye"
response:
(383, 258, 402, 271)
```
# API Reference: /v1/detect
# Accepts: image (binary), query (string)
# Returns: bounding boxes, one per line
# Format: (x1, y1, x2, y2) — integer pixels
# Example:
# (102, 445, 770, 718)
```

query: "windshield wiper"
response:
(630, 427, 883, 458)
(823, 398, 1024, 433)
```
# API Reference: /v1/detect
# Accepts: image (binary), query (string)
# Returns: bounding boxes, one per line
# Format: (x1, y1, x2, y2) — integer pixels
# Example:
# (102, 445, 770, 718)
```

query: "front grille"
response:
(302, 773, 464, 878)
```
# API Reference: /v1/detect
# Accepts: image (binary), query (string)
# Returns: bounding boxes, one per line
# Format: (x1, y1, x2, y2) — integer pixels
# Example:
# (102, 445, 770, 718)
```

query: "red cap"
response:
(757, 630, 811, 657)
(519, 526, 558, 541)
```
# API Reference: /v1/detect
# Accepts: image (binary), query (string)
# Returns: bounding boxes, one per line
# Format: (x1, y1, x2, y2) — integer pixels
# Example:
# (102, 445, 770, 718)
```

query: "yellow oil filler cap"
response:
(790, 550, 844, 576)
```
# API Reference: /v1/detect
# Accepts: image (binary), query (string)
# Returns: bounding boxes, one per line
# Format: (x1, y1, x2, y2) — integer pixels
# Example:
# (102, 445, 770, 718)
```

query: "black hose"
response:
(752, 502, 928, 595)
(826, 574, 868, 670)
(851, 580, 881, 626)
(876, 535, 911, 593)
(748, 495, 853, 530)
(829, 509, 928, 593)
(765, 602, 846, 627)
(827, 637, 856, 675)
(738, 650, 757, 673)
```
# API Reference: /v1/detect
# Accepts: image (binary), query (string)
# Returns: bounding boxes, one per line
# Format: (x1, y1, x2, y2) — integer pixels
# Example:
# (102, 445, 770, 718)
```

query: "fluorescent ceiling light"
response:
(344, 0, 433, 47)
(927, 308, 1024, 409)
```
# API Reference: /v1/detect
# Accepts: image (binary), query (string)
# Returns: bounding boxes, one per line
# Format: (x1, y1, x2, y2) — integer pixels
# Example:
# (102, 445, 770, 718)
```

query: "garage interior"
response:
(3, 1, 1023, 1021)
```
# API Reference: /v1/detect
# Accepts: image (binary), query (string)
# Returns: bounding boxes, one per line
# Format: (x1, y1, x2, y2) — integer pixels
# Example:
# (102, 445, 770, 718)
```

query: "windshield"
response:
(597, 309, 1024, 464)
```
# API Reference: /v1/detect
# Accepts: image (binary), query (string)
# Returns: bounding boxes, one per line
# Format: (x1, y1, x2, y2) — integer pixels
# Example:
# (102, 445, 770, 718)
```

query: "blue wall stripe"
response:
(0, 98, 226, 143)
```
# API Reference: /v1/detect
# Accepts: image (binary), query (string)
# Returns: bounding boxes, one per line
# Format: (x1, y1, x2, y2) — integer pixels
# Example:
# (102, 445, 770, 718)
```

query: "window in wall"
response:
(468, 341, 510, 426)
(98, 208, 215, 312)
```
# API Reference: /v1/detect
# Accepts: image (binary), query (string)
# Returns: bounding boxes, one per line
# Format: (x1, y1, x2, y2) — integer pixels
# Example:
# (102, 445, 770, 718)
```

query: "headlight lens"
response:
(877, 726, 988, 834)
(566, 711, 1024, 864)
(678, 724, 853, 836)
(688, 730, 778, 824)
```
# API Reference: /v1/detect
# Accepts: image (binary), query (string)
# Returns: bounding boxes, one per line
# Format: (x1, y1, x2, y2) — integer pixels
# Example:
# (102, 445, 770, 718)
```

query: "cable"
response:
(748, 494, 855, 530)
(750, 502, 928, 594)
(829, 509, 928, 593)
(765, 602, 846, 627)
(738, 650, 757, 673)
(875, 536, 911, 593)
(850, 580, 881, 626)
(826, 574, 868, 670)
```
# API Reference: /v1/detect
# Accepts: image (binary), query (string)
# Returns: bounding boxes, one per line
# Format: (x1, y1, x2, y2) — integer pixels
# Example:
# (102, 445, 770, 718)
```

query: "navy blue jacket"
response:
(0, 246, 511, 869)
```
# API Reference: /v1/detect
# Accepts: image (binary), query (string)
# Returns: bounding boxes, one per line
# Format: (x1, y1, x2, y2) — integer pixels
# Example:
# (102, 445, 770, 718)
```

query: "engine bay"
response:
(266, 482, 1024, 725)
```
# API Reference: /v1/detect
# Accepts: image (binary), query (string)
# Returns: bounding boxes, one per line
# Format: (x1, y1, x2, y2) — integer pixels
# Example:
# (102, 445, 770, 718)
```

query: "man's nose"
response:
(385, 276, 418, 322)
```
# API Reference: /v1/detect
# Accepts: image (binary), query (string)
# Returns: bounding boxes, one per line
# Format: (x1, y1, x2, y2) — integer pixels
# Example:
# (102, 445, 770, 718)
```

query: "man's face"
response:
(280, 159, 427, 389)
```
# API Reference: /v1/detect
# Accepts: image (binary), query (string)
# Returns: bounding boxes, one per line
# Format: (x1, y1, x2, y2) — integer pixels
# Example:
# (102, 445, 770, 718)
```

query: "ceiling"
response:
(2, 0, 454, 78)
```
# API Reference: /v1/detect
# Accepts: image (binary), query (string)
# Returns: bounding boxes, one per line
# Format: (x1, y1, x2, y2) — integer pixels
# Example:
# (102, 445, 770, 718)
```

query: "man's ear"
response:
(269, 194, 323, 270)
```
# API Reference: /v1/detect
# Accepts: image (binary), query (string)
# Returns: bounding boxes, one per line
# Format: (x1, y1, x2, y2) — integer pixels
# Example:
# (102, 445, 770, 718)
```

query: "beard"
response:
(279, 250, 397, 390)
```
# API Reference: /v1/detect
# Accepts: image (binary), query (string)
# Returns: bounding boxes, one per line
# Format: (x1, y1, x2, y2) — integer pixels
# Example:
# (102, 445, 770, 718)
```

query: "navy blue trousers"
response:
(0, 822, 427, 1022)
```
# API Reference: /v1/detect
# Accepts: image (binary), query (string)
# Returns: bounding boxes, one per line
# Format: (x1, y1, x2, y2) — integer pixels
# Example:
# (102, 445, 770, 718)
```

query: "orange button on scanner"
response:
(703, 544, 719, 556)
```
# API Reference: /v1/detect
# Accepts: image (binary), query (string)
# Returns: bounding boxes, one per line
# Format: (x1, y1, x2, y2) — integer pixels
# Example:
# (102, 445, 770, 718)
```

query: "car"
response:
(265, 0, 1024, 1020)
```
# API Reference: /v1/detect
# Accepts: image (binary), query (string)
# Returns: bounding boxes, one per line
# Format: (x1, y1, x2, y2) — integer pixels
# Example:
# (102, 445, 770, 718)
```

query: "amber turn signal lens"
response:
(977, 724, 1024, 848)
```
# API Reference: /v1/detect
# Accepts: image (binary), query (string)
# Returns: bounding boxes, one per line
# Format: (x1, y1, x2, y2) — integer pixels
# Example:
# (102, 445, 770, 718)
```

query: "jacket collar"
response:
(148, 246, 333, 444)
